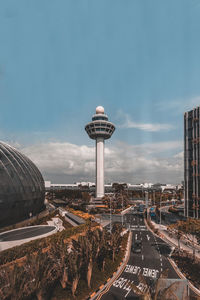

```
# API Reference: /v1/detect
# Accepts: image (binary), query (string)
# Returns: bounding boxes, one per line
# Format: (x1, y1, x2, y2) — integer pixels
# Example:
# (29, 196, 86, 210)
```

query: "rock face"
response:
(0, 142, 45, 227)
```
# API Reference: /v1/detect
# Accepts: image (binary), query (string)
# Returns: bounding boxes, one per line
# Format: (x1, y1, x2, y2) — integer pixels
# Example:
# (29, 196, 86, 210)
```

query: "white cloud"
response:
(118, 113, 174, 132)
(20, 140, 183, 184)
(173, 151, 184, 159)
(156, 96, 200, 114)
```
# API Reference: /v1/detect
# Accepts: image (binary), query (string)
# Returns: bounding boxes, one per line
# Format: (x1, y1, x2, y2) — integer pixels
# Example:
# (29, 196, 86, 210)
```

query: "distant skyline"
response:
(1, 0, 200, 183)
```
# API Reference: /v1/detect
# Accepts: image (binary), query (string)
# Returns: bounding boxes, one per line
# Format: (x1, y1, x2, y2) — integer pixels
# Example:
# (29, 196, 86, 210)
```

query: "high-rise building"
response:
(85, 106, 115, 198)
(184, 106, 200, 218)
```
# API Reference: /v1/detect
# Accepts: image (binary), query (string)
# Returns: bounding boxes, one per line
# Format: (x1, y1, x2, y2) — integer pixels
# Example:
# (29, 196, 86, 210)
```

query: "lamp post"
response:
(110, 196, 112, 233)
(122, 195, 124, 227)
(160, 192, 162, 225)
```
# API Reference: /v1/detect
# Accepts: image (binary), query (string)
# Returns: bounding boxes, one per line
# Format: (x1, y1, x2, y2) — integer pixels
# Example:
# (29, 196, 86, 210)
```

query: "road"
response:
(99, 212, 191, 300)
(0, 225, 56, 241)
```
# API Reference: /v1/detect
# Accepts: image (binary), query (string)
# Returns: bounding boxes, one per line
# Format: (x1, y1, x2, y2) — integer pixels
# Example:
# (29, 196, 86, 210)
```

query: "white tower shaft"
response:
(96, 138, 104, 198)
(85, 106, 115, 199)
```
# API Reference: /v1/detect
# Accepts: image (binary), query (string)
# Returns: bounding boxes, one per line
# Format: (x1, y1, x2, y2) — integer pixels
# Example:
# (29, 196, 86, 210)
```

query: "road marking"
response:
(142, 255, 144, 260)
(130, 225, 146, 228)
(146, 235, 150, 241)
(124, 265, 159, 279)
(131, 228, 148, 231)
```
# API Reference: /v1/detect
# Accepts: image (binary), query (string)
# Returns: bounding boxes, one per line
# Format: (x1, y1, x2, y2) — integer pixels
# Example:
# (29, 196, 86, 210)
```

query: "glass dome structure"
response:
(0, 141, 45, 227)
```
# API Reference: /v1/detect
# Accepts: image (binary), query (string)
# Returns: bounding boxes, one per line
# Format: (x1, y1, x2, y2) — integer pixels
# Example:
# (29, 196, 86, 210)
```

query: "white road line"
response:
(131, 229, 148, 231)
(124, 280, 132, 298)
(142, 255, 144, 260)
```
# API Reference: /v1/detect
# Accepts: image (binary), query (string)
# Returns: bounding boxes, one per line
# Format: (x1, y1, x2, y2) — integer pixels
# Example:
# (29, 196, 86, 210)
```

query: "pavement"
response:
(0, 225, 57, 252)
(94, 212, 198, 299)
(150, 219, 200, 260)
(47, 217, 65, 231)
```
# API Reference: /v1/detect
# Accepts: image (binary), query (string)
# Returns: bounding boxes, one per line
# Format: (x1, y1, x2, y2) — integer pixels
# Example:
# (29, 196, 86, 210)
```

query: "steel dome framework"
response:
(0, 142, 45, 227)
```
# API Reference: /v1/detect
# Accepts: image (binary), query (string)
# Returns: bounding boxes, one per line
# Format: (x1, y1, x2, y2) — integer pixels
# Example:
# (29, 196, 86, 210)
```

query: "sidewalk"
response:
(150, 220, 200, 259)
(47, 217, 65, 231)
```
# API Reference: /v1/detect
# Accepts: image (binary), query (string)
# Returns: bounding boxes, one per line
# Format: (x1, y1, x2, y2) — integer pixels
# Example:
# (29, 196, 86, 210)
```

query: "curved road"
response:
(98, 212, 193, 299)
(0, 226, 56, 241)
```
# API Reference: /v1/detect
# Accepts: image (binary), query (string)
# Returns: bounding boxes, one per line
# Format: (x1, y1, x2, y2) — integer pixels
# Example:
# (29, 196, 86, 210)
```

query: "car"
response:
(132, 239, 142, 253)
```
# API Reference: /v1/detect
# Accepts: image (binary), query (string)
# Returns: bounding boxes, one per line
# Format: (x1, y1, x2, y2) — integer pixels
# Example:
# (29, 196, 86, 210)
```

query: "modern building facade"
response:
(184, 106, 200, 218)
(85, 106, 115, 198)
(0, 141, 45, 227)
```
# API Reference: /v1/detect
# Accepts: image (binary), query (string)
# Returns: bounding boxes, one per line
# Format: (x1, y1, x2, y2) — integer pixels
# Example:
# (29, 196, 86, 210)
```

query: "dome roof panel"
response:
(0, 141, 45, 227)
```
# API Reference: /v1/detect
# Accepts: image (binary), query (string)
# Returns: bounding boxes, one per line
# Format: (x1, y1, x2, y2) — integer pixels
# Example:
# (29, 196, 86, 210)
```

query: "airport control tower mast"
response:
(85, 106, 115, 198)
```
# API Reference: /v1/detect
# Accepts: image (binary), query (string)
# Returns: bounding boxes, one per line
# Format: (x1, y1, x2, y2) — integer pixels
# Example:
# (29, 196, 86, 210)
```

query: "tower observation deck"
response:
(85, 106, 115, 198)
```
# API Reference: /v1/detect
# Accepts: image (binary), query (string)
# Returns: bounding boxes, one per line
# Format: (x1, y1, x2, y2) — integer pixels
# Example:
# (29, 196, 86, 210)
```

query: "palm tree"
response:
(110, 223, 122, 261)
(68, 249, 82, 297)
(0, 264, 28, 300)
(49, 238, 70, 289)
(26, 250, 59, 300)
(72, 232, 93, 288)
(96, 229, 110, 271)
(170, 219, 199, 260)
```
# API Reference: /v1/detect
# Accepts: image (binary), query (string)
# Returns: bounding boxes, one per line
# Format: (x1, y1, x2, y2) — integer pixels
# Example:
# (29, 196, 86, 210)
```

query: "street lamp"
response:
(160, 192, 162, 225)
(122, 195, 124, 227)
(110, 196, 112, 233)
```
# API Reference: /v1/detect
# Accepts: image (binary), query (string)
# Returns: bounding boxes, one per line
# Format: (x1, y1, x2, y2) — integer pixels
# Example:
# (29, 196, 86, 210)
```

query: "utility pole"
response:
(110, 196, 112, 232)
(122, 195, 124, 227)
(160, 191, 162, 225)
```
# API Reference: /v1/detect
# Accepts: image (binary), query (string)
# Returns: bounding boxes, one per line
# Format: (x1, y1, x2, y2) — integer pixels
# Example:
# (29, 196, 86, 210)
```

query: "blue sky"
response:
(0, 0, 200, 183)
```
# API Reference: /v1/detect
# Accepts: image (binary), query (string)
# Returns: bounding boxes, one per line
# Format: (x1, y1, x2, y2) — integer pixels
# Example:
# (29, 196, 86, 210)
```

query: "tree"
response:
(26, 250, 59, 300)
(169, 219, 200, 260)
(96, 229, 110, 271)
(68, 249, 82, 297)
(72, 232, 93, 288)
(110, 223, 122, 261)
(0, 264, 29, 300)
(49, 238, 70, 289)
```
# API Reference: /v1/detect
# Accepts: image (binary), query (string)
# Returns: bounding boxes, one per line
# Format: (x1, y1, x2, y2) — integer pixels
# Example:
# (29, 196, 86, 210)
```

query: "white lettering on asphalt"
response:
(124, 265, 142, 275)
(124, 265, 159, 279)
(113, 277, 147, 298)
(146, 234, 150, 241)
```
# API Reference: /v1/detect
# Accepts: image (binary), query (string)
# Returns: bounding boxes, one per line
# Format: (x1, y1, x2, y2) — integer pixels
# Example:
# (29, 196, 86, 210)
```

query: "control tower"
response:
(85, 106, 115, 198)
